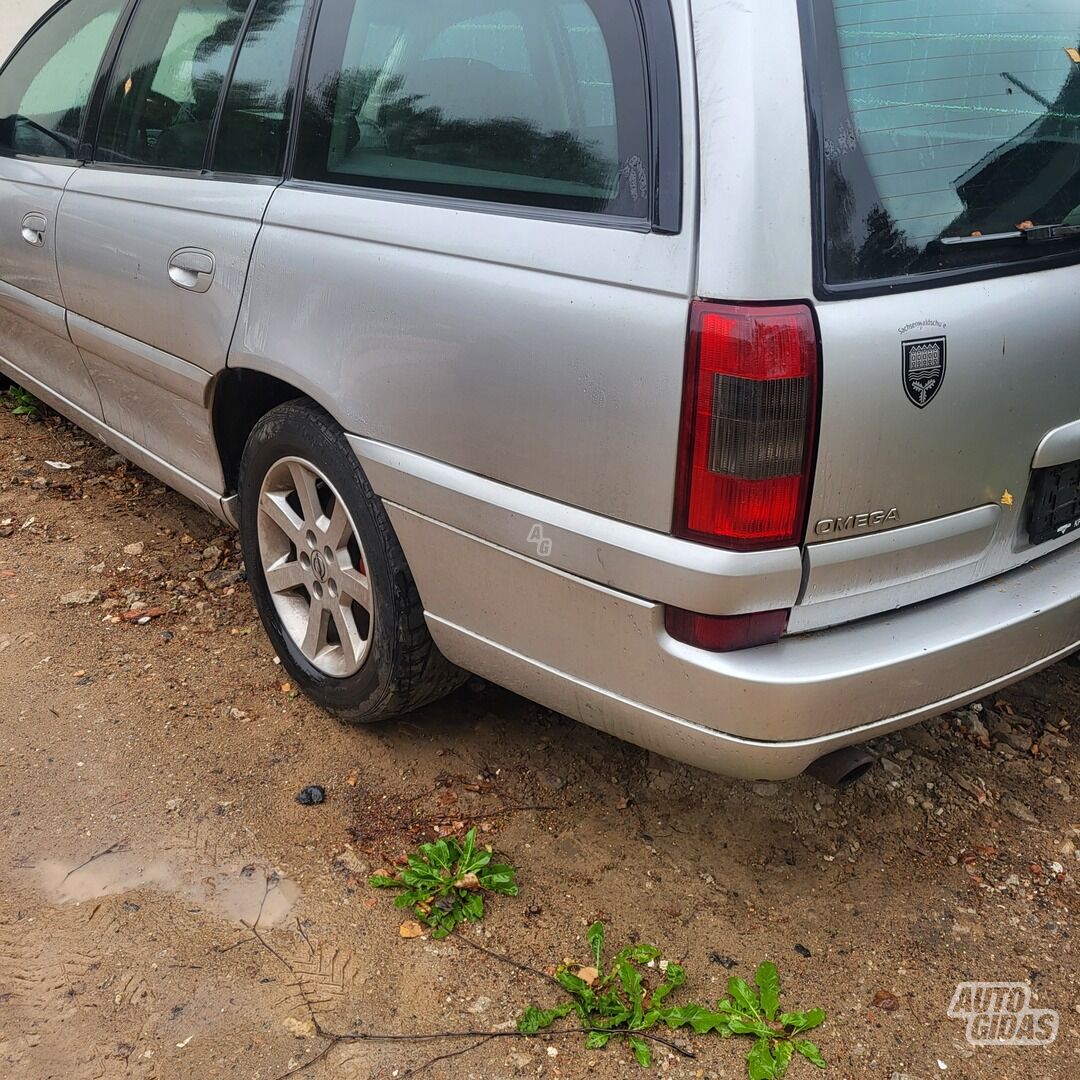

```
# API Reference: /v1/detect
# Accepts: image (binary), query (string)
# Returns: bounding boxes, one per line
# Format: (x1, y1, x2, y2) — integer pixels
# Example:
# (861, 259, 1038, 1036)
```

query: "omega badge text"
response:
(815, 508, 900, 537)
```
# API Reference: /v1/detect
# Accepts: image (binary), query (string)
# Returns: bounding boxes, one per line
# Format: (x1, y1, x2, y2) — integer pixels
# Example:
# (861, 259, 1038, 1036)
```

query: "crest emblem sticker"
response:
(902, 336, 946, 408)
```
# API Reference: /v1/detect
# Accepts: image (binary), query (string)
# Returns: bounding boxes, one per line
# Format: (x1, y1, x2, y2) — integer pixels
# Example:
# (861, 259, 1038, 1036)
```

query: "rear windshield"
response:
(803, 0, 1080, 288)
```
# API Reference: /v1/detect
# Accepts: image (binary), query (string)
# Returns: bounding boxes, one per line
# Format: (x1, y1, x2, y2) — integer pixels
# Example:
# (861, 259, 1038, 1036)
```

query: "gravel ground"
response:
(0, 404, 1076, 1080)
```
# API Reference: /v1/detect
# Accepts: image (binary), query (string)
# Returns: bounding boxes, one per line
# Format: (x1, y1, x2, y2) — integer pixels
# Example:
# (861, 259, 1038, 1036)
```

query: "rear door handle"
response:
(21, 213, 47, 247)
(168, 248, 215, 293)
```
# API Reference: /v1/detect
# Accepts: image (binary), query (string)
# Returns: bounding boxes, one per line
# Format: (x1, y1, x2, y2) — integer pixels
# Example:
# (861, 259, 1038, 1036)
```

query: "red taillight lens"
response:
(674, 302, 819, 551)
(665, 607, 790, 652)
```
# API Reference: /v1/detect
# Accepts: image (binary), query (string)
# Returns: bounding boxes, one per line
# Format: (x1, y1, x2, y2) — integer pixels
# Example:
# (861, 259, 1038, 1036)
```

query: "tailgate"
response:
(793, 0, 1080, 631)
(793, 267, 1080, 632)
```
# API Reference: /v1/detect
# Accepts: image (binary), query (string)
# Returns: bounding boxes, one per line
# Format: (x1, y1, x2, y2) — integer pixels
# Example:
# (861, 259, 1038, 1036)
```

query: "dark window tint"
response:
(96, 0, 249, 170)
(0, 0, 123, 159)
(807, 0, 1080, 285)
(214, 0, 306, 175)
(295, 0, 649, 216)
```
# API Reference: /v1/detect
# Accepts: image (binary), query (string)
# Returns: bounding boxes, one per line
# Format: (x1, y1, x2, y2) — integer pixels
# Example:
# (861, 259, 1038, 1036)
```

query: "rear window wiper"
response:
(936, 223, 1080, 248)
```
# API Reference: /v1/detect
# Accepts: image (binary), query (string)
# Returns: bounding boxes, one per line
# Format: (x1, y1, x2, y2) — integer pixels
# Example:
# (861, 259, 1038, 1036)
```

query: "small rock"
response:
(906, 728, 943, 753)
(880, 757, 902, 776)
(1043, 776, 1070, 799)
(1005, 731, 1033, 753)
(123, 542, 145, 557)
(466, 996, 492, 1015)
(951, 770, 985, 799)
(60, 589, 102, 606)
(538, 771, 566, 791)
(282, 1017, 315, 1039)
(872, 989, 899, 1012)
(399, 920, 425, 939)
(333, 849, 368, 876)
(165, 798, 182, 813)
(296, 785, 326, 806)
(794, 943, 812, 958)
(753, 782, 780, 797)
(201, 546, 223, 568)
(1002, 797, 1038, 824)
(205, 568, 245, 589)
(955, 709, 989, 742)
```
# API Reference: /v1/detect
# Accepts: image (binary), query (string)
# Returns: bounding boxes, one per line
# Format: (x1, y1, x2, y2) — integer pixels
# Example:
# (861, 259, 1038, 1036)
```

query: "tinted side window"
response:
(0, 0, 123, 160)
(214, 0, 306, 176)
(95, 0, 249, 170)
(294, 0, 650, 217)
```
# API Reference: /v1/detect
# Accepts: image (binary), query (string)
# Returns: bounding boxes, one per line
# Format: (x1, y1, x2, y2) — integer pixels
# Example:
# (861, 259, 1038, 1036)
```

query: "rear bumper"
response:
(348, 435, 1080, 779)
(384, 503, 1080, 779)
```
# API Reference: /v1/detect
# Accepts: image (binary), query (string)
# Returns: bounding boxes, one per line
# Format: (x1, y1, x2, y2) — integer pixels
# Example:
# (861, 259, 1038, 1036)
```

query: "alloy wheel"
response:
(256, 457, 374, 678)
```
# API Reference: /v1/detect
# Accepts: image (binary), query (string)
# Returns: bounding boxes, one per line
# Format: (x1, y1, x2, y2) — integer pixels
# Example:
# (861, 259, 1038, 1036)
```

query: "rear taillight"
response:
(673, 301, 819, 551)
(667, 302, 819, 652)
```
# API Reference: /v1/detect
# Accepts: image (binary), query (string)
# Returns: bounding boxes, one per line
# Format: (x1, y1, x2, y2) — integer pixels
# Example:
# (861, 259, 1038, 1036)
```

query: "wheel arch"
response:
(212, 368, 349, 495)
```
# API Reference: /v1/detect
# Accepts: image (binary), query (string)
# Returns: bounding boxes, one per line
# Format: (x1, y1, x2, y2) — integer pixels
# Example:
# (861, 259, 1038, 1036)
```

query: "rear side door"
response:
(55, 0, 306, 500)
(0, 0, 125, 420)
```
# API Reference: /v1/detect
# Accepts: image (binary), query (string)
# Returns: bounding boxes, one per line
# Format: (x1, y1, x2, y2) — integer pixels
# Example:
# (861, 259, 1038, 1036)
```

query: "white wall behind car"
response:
(0, 0, 53, 63)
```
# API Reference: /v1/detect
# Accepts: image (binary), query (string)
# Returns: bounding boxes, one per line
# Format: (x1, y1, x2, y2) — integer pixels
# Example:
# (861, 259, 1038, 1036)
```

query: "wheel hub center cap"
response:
(311, 551, 328, 582)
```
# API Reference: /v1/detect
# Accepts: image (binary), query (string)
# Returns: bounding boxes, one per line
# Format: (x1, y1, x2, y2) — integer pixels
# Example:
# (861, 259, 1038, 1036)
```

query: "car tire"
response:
(238, 399, 465, 722)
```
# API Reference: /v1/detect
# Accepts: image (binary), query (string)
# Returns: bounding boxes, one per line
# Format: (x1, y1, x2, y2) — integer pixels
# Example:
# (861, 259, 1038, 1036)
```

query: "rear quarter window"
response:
(803, 0, 1080, 288)
(294, 0, 651, 218)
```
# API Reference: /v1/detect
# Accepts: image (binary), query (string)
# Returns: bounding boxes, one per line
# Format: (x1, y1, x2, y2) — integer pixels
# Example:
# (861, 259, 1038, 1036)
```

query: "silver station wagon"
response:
(2, 0, 1080, 782)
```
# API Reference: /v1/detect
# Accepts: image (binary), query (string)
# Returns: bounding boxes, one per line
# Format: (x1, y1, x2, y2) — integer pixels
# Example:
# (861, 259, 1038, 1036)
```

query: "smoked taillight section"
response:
(674, 302, 819, 551)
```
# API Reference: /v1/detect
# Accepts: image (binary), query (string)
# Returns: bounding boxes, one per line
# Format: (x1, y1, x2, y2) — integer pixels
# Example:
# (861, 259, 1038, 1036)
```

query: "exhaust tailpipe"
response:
(806, 747, 875, 789)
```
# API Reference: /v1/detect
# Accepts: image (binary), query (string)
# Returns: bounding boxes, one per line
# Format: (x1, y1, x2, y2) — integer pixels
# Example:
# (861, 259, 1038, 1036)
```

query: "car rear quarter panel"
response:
(230, 5, 701, 533)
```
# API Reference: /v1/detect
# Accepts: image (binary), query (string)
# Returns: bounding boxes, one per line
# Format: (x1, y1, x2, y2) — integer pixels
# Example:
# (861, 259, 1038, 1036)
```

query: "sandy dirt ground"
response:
(0, 404, 1076, 1080)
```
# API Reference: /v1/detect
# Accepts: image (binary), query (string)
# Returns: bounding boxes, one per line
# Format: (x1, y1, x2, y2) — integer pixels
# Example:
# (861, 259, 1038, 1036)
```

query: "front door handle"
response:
(21, 213, 47, 247)
(168, 248, 215, 293)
